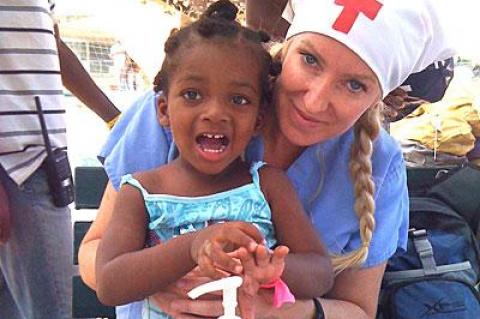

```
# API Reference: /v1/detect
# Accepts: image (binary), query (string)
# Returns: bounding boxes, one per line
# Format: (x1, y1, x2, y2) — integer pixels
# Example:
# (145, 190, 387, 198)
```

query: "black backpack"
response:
(377, 164, 480, 319)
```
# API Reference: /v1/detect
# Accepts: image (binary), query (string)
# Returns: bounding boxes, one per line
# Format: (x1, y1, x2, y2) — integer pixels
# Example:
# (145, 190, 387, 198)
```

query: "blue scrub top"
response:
(100, 90, 408, 268)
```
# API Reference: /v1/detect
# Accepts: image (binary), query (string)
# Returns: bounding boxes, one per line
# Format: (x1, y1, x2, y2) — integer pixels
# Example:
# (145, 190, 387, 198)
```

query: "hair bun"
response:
(203, 0, 238, 21)
(257, 30, 271, 43)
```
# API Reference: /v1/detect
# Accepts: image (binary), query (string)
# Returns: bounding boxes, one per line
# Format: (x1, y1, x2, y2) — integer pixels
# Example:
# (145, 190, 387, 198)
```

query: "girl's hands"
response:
(152, 244, 290, 319)
(234, 245, 289, 319)
(189, 222, 289, 319)
(190, 221, 265, 279)
(237, 245, 289, 295)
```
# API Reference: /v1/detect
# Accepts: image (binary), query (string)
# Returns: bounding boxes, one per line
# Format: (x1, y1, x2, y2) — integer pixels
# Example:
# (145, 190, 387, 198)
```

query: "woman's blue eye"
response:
(347, 80, 365, 93)
(302, 53, 317, 65)
(183, 90, 201, 100)
(232, 95, 249, 105)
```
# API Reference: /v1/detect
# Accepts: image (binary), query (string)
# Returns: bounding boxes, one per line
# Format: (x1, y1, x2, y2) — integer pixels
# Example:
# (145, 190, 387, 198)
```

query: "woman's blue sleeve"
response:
(98, 91, 173, 190)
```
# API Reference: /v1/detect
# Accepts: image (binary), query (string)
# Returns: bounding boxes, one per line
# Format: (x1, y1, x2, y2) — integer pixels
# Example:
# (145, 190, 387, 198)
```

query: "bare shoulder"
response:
(126, 165, 174, 194)
(257, 164, 289, 182)
(257, 164, 292, 198)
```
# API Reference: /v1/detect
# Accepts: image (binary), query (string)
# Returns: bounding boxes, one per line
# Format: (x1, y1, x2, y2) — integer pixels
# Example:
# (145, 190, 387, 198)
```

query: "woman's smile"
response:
(287, 98, 331, 132)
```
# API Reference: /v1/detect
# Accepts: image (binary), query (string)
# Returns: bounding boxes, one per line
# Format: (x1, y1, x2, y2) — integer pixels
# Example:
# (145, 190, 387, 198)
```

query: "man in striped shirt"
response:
(0, 1, 120, 318)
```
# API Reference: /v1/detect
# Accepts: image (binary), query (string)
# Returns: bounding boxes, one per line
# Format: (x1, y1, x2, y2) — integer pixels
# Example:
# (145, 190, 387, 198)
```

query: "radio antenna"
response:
(34, 96, 54, 157)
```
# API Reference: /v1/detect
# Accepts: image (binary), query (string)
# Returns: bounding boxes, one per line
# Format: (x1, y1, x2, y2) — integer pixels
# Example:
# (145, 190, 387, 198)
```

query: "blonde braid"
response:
(331, 102, 382, 274)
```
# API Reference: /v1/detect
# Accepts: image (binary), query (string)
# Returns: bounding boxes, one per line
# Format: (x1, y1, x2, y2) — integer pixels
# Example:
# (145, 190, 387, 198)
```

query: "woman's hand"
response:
(150, 268, 224, 318)
(191, 221, 265, 279)
(150, 269, 267, 319)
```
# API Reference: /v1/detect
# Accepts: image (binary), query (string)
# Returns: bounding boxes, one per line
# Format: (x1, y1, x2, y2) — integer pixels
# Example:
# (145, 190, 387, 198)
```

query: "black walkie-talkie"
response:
(35, 96, 74, 207)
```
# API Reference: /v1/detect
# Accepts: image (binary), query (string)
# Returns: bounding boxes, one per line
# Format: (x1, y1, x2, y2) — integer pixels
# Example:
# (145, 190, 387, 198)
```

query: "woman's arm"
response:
(78, 182, 117, 289)
(255, 263, 386, 319)
(261, 167, 334, 298)
(321, 263, 386, 318)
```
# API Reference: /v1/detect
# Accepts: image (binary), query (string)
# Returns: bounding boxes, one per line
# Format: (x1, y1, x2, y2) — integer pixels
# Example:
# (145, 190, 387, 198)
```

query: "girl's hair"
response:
(153, 0, 281, 106)
(273, 40, 383, 274)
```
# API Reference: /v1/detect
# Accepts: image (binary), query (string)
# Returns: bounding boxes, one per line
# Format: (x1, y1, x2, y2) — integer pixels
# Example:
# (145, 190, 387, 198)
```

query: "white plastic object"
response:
(431, 113, 442, 161)
(187, 276, 243, 319)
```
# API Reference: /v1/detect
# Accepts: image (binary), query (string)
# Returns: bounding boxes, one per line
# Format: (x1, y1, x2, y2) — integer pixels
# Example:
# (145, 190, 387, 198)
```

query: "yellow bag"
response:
(391, 97, 480, 157)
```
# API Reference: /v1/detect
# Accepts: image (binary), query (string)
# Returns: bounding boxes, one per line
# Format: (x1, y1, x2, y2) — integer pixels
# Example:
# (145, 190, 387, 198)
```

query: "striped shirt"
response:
(0, 0, 67, 185)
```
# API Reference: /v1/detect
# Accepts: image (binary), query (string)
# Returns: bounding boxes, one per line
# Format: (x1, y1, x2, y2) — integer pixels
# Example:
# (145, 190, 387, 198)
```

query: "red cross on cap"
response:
(332, 0, 383, 34)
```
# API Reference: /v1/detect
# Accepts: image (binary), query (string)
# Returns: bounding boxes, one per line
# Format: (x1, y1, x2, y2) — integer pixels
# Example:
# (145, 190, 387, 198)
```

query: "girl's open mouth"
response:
(196, 133, 230, 153)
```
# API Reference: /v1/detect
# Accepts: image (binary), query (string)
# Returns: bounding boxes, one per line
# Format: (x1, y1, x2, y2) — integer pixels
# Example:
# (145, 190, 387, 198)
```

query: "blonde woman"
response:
(79, 0, 455, 318)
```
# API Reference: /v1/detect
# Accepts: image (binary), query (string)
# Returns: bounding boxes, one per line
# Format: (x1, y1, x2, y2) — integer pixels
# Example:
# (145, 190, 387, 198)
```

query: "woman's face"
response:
(274, 33, 381, 146)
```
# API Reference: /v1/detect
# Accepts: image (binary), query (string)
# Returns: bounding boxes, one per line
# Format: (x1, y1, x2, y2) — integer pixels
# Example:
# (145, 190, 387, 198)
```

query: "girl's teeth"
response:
(202, 145, 226, 153)
(202, 133, 224, 139)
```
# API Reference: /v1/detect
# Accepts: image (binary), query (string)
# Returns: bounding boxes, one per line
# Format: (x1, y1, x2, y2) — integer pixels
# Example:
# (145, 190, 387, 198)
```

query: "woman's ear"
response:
(157, 95, 170, 127)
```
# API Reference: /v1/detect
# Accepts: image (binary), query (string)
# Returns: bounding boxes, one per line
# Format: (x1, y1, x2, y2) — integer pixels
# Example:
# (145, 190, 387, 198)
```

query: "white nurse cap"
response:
(283, 0, 456, 98)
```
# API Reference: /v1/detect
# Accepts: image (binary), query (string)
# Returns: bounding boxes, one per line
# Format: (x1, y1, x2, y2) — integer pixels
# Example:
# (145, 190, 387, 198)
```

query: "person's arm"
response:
(54, 24, 120, 123)
(253, 262, 386, 319)
(0, 180, 10, 244)
(261, 167, 334, 298)
(245, 0, 289, 38)
(318, 263, 386, 318)
(78, 182, 117, 289)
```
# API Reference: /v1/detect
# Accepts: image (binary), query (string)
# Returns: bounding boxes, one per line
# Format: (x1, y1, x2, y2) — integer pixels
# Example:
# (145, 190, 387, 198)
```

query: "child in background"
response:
(95, 1, 333, 318)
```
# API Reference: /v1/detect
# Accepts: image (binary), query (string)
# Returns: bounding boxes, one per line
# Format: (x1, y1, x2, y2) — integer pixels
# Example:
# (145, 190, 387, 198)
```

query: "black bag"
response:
(427, 164, 480, 241)
(377, 164, 480, 319)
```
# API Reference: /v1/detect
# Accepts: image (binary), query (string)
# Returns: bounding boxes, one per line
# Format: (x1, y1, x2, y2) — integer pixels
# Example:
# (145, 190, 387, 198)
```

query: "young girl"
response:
(95, 1, 333, 318)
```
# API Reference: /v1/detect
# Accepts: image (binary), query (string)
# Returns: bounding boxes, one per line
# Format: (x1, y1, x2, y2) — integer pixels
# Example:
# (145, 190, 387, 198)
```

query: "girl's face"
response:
(275, 33, 381, 146)
(158, 42, 263, 176)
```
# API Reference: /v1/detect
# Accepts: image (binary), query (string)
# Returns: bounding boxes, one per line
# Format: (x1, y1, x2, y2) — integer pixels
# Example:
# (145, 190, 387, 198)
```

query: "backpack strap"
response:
(411, 229, 438, 275)
(383, 261, 472, 281)
(384, 229, 474, 281)
(120, 174, 149, 198)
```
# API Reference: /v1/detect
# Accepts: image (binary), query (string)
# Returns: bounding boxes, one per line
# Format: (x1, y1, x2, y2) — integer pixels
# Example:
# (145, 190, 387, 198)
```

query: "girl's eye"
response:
(232, 95, 250, 106)
(347, 80, 366, 93)
(182, 90, 201, 101)
(301, 53, 317, 66)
